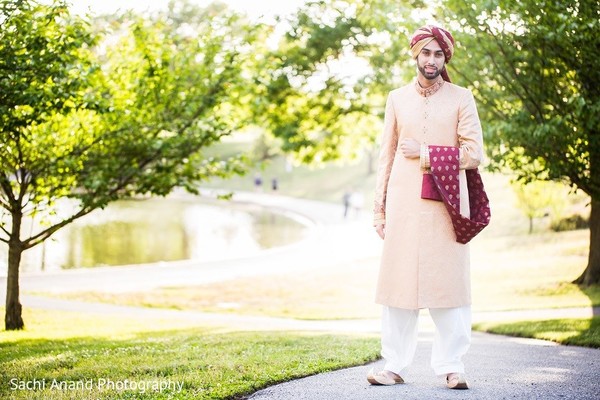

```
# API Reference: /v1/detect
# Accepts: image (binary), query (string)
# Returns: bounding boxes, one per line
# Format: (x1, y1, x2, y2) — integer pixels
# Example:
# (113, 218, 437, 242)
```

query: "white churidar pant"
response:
(381, 305, 471, 377)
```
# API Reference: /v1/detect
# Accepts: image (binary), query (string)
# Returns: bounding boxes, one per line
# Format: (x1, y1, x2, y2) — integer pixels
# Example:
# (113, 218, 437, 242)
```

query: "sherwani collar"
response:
(415, 76, 444, 97)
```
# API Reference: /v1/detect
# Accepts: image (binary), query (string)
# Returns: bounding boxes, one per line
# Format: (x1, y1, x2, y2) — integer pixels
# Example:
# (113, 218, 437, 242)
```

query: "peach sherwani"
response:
(373, 76, 484, 309)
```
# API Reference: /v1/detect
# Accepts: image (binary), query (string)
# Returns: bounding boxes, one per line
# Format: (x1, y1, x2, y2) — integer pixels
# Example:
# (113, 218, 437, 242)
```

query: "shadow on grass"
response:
(476, 316, 600, 349)
(565, 316, 600, 347)
(578, 284, 600, 315)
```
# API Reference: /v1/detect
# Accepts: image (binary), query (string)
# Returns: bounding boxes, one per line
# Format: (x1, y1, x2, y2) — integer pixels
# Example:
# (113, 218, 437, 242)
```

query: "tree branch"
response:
(22, 205, 93, 250)
(0, 223, 10, 238)
(0, 195, 12, 211)
(474, 29, 544, 122)
(0, 172, 15, 206)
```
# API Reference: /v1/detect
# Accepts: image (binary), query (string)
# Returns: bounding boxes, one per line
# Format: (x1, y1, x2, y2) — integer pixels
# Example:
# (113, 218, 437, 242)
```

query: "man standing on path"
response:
(368, 25, 485, 390)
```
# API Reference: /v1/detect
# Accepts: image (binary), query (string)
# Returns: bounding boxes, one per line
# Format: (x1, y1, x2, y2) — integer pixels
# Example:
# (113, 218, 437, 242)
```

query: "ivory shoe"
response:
(446, 373, 469, 389)
(366, 368, 404, 385)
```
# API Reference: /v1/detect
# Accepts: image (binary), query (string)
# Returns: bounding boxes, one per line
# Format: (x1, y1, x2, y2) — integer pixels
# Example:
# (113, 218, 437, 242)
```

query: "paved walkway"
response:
(3, 190, 599, 399)
(15, 295, 600, 333)
(248, 331, 600, 400)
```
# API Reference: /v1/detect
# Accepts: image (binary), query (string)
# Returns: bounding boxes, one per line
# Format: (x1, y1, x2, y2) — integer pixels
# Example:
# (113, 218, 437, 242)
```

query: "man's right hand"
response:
(375, 224, 385, 240)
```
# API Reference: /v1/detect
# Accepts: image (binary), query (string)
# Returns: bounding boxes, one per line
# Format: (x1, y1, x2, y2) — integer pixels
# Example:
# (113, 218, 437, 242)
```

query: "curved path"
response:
(2, 190, 599, 399)
(248, 331, 600, 400)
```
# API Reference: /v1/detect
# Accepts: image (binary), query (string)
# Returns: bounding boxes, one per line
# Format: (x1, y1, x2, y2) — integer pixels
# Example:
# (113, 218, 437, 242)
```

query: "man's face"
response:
(417, 40, 445, 81)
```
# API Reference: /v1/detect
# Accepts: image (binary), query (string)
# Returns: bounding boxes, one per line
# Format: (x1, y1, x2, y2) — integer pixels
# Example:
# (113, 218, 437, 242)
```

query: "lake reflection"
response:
(13, 198, 308, 272)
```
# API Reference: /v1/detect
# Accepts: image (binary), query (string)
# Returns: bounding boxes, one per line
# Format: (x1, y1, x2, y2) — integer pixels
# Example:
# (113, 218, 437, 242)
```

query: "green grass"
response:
(474, 317, 600, 348)
(1, 308, 379, 400)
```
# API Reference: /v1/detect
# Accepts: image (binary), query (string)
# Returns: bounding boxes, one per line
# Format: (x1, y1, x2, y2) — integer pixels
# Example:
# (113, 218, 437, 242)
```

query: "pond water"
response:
(2, 197, 309, 274)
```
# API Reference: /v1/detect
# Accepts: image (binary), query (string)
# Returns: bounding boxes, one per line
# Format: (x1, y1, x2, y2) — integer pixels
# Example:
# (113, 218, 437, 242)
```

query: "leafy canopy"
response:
(0, 0, 255, 249)
(441, 0, 599, 199)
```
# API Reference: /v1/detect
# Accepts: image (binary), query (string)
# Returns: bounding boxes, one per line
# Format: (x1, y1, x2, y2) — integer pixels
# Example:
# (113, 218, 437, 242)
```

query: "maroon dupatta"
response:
(422, 145, 491, 244)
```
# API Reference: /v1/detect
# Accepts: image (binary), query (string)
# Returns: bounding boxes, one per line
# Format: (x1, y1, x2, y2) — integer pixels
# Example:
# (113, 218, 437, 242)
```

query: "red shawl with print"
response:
(423, 145, 491, 244)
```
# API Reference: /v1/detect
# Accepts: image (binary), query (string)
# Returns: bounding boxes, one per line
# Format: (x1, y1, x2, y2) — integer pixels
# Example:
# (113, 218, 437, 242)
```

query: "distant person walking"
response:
(369, 25, 489, 390)
(253, 174, 263, 192)
(342, 190, 351, 218)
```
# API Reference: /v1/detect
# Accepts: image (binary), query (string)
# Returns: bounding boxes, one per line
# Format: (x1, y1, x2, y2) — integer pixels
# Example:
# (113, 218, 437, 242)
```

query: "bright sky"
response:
(70, 0, 307, 20)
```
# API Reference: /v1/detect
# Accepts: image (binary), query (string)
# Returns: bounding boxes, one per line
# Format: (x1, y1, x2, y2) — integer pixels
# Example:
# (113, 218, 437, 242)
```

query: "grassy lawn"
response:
(474, 317, 600, 348)
(0, 308, 379, 400)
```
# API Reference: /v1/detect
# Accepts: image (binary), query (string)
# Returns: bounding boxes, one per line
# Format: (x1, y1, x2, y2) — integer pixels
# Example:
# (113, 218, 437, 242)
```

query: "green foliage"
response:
(0, 0, 100, 135)
(0, 0, 254, 250)
(438, 0, 600, 284)
(0, 0, 101, 217)
(0, 0, 257, 329)
(511, 180, 567, 233)
(251, 0, 406, 164)
(440, 0, 600, 199)
(354, 0, 427, 91)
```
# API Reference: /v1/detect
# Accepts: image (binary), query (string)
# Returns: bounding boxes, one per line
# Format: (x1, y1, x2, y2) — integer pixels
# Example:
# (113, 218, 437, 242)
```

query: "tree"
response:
(512, 180, 567, 234)
(1, 0, 253, 330)
(249, 0, 435, 174)
(250, 0, 381, 165)
(439, 0, 600, 285)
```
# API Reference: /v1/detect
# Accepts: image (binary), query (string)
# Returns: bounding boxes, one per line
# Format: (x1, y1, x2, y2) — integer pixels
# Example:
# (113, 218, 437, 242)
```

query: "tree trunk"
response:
(5, 242, 25, 330)
(574, 199, 600, 286)
(5, 209, 24, 330)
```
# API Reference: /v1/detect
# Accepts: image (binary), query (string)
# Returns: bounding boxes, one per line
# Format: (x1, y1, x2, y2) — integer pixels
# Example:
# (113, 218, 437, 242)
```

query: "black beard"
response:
(418, 64, 441, 80)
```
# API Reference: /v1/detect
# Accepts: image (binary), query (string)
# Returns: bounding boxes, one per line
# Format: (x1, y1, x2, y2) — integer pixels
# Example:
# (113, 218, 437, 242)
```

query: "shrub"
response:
(550, 214, 589, 232)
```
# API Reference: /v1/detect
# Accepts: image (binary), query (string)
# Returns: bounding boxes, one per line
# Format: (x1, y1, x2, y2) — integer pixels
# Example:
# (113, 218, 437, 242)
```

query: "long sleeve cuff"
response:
(420, 143, 430, 170)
